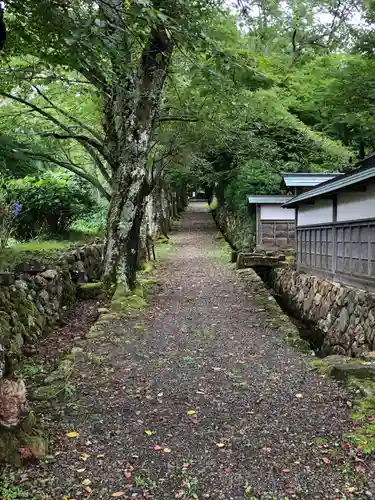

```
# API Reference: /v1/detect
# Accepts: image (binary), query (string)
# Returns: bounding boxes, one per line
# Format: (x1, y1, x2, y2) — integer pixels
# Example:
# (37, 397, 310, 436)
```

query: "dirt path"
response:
(23, 204, 374, 499)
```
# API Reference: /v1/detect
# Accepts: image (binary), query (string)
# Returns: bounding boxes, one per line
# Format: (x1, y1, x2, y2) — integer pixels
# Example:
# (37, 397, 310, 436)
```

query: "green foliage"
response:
(71, 199, 108, 237)
(0, 473, 30, 499)
(0, 194, 19, 249)
(3, 172, 95, 240)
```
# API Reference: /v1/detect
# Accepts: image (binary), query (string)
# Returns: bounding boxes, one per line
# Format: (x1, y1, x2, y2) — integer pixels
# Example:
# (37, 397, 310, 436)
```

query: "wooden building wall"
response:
(296, 180, 375, 291)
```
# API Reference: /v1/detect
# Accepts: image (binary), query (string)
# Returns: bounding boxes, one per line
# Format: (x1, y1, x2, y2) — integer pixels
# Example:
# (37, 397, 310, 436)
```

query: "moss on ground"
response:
(311, 358, 375, 454)
(346, 381, 375, 454)
(0, 242, 71, 272)
(77, 281, 105, 300)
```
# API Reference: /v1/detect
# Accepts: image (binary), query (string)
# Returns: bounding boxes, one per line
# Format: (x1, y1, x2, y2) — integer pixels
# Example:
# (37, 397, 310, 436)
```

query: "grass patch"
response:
(346, 379, 375, 454)
(181, 355, 197, 366)
(10, 240, 72, 252)
(310, 358, 330, 374)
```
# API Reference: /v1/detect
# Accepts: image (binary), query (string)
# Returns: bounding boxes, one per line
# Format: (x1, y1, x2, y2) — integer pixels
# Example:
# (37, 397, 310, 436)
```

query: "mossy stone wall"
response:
(0, 244, 103, 378)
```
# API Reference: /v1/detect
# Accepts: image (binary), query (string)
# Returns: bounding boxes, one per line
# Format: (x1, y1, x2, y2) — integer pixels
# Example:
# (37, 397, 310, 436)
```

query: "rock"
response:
(23, 435, 48, 459)
(339, 307, 349, 332)
(77, 282, 104, 300)
(30, 382, 66, 401)
(37, 289, 50, 305)
(40, 269, 58, 280)
(0, 272, 15, 286)
(44, 359, 73, 384)
(97, 307, 109, 314)
(330, 362, 375, 381)
(14, 262, 47, 275)
(70, 347, 84, 356)
(14, 280, 28, 292)
(0, 344, 5, 378)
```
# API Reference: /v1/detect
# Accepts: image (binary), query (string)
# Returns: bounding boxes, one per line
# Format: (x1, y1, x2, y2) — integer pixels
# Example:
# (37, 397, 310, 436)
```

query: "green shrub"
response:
(71, 199, 108, 236)
(4, 173, 95, 239)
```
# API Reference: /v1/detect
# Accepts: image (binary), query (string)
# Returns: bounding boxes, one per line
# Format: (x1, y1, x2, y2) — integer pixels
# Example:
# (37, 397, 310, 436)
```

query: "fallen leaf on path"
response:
(187, 410, 196, 415)
(66, 431, 80, 438)
(322, 457, 331, 464)
(295, 394, 303, 399)
(163, 447, 171, 453)
(215, 442, 225, 448)
(97, 454, 105, 458)
(151, 444, 163, 451)
(281, 468, 291, 473)
(80, 454, 90, 462)
(182, 463, 190, 468)
(111, 493, 125, 498)
(346, 487, 357, 493)
(76, 468, 86, 472)
(144, 430, 153, 436)
(124, 464, 134, 479)
(81, 478, 91, 486)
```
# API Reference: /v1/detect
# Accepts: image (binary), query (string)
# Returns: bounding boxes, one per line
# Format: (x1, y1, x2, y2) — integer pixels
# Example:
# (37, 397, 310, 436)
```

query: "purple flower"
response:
(12, 200, 22, 216)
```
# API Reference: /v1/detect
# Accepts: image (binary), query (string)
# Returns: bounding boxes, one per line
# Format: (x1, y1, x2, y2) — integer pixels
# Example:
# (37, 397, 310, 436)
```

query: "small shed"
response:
(247, 195, 295, 248)
(283, 153, 375, 290)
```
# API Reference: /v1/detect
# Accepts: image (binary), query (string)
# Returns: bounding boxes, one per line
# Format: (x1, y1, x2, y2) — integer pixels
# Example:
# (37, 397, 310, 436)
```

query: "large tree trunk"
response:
(102, 25, 173, 292)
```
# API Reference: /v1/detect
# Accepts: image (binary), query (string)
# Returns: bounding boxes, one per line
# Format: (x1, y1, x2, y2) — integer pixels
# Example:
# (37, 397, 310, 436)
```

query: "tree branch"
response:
(17, 148, 111, 201)
(33, 85, 104, 143)
(157, 116, 199, 123)
(0, 91, 114, 169)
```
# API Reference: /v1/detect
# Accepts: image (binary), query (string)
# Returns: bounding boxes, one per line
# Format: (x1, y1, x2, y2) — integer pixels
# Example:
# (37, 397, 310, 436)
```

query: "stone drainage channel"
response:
(255, 267, 327, 357)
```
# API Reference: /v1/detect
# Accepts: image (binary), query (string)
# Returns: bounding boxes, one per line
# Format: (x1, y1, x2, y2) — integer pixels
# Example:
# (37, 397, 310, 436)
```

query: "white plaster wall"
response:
(337, 183, 375, 222)
(297, 199, 333, 226)
(260, 204, 295, 221)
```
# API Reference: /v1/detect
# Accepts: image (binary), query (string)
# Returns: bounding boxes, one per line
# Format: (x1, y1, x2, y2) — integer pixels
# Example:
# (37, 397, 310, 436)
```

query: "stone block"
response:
(0, 273, 15, 286)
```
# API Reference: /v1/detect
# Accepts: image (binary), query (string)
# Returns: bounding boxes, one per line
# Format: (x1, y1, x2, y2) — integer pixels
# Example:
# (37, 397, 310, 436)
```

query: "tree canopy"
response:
(0, 0, 374, 283)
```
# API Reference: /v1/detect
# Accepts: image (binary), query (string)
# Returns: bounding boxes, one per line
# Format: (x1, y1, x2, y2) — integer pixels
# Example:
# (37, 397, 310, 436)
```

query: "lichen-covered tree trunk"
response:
(102, 25, 173, 291)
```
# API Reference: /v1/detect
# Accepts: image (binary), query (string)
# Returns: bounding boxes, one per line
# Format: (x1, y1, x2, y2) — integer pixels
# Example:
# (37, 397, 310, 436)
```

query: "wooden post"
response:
(256, 204, 261, 247)
(295, 206, 299, 271)
(332, 195, 337, 275)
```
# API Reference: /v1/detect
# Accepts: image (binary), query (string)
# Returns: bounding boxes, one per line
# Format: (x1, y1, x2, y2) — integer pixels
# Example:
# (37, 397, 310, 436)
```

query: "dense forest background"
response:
(0, 0, 374, 283)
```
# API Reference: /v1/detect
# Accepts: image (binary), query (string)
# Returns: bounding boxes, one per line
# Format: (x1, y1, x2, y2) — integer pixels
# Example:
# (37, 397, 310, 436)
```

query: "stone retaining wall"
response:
(212, 204, 255, 251)
(269, 267, 375, 357)
(0, 244, 103, 378)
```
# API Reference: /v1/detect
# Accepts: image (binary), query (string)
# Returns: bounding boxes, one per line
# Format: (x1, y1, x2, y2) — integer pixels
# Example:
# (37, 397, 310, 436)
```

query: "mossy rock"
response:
(349, 378, 375, 398)
(77, 281, 105, 300)
(110, 284, 147, 313)
(311, 355, 375, 381)
(23, 434, 48, 459)
(141, 261, 154, 273)
(30, 381, 68, 401)
(0, 429, 23, 466)
(43, 359, 73, 384)
(86, 323, 106, 339)
(330, 362, 375, 381)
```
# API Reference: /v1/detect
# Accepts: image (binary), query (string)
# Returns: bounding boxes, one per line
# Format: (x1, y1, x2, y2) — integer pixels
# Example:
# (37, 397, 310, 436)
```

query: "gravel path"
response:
(24, 203, 374, 499)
